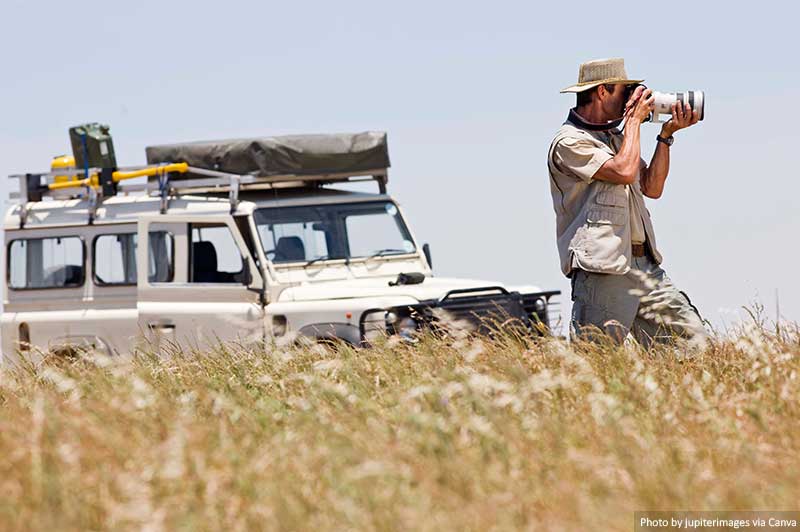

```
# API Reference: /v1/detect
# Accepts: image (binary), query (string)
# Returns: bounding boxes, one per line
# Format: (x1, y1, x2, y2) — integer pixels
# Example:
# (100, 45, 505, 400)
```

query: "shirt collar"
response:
(567, 108, 623, 132)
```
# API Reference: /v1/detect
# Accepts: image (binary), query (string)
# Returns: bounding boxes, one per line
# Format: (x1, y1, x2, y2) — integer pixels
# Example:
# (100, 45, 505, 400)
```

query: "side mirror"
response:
(422, 243, 433, 269)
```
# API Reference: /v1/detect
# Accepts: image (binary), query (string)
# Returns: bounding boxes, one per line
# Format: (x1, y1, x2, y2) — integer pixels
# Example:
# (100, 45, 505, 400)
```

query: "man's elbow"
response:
(643, 188, 663, 199)
(595, 158, 639, 185)
(610, 169, 636, 185)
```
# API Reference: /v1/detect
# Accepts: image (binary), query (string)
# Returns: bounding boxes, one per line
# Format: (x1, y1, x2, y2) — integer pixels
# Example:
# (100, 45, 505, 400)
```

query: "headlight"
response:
(360, 309, 419, 343)
(394, 317, 418, 340)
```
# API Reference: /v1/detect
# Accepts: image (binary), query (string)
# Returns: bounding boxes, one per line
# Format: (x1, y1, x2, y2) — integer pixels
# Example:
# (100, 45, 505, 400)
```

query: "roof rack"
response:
(7, 164, 389, 228)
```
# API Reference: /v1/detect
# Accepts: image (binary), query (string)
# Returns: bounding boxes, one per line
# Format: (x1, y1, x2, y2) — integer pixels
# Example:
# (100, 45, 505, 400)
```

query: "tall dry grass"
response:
(0, 318, 798, 531)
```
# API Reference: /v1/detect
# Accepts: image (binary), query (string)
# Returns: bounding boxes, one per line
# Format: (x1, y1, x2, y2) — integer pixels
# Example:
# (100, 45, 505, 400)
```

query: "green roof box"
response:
(145, 131, 390, 177)
(69, 123, 117, 170)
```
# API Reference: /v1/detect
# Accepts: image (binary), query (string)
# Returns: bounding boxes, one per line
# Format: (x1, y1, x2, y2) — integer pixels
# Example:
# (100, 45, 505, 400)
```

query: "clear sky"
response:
(2, 0, 799, 331)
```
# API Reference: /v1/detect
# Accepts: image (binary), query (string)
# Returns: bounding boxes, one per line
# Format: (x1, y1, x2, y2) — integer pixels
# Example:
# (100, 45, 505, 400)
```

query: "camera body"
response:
(625, 84, 705, 123)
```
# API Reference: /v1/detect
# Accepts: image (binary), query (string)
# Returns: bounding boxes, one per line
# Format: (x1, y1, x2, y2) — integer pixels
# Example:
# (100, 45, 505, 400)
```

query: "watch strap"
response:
(656, 134, 674, 146)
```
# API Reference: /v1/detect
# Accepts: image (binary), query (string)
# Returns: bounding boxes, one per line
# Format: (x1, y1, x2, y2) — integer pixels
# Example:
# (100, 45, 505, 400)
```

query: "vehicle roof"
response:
(3, 187, 392, 230)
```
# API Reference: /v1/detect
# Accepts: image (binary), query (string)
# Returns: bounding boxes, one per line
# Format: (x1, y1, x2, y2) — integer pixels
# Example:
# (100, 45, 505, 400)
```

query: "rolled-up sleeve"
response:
(553, 137, 613, 183)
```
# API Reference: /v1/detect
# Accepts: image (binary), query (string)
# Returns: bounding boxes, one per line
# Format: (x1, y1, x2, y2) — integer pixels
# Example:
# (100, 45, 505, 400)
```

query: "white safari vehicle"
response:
(2, 131, 559, 361)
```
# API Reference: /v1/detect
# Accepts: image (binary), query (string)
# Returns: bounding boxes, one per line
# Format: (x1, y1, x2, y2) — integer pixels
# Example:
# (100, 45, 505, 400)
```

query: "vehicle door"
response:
(136, 214, 265, 350)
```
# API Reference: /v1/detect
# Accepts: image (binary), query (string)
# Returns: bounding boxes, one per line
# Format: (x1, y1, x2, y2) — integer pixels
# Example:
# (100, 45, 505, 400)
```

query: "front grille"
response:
(360, 288, 563, 345)
(424, 287, 561, 336)
(520, 291, 562, 335)
(436, 293, 528, 334)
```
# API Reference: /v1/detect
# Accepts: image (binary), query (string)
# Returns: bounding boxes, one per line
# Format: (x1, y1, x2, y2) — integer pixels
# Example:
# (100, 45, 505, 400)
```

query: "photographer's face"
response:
(599, 84, 628, 120)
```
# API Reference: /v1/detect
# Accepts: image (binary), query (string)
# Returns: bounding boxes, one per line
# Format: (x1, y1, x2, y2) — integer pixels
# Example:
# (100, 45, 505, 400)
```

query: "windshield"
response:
(254, 201, 416, 264)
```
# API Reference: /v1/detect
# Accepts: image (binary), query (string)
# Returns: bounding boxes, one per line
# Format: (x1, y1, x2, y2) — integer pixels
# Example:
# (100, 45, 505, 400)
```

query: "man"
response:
(547, 58, 708, 348)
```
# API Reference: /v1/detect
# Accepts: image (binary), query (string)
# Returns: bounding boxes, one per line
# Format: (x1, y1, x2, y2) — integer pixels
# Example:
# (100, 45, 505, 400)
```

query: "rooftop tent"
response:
(145, 131, 390, 177)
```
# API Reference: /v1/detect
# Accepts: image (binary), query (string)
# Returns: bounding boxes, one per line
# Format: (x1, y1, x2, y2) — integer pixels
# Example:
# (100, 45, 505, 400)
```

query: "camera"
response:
(625, 84, 705, 123)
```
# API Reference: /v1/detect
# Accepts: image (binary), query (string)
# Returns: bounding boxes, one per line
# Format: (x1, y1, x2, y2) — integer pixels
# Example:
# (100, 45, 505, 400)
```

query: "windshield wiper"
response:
(303, 255, 331, 267)
(365, 248, 407, 260)
(304, 255, 349, 268)
(304, 248, 407, 267)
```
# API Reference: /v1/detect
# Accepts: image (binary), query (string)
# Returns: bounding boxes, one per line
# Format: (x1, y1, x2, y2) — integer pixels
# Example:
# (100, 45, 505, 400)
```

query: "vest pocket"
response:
(587, 208, 627, 226)
(595, 191, 627, 207)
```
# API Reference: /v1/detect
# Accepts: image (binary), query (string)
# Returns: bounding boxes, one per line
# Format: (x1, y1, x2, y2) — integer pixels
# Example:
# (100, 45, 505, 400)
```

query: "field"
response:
(0, 316, 798, 531)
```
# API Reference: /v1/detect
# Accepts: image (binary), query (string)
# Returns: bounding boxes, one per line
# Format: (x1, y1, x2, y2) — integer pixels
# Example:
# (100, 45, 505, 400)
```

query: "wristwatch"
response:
(656, 134, 674, 146)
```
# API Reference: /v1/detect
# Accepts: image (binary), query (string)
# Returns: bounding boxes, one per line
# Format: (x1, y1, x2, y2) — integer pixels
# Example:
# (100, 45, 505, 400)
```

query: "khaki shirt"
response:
(548, 115, 663, 277)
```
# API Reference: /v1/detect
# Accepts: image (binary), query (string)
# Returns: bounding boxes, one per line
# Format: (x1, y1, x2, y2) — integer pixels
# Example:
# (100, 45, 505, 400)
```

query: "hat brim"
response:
(560, 78, 644, 93)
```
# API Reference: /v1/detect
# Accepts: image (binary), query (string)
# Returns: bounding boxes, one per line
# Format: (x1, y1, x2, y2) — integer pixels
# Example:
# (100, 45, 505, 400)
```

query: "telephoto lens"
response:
(651, 91, 705, 123)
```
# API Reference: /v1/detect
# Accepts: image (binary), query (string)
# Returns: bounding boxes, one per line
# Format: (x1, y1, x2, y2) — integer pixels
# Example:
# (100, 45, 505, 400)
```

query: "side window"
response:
(189, 224, 243, 283)
(147, 231, 174, 283)
(8, 236, 84, 289)
(94, 233, 137, 285)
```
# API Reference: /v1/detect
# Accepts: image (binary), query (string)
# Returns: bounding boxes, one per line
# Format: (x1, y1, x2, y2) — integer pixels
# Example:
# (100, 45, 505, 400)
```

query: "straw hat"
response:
(560, 58, 643, 93)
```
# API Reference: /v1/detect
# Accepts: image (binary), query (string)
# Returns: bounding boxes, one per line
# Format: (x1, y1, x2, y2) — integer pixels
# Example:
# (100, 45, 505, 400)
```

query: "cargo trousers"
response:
(570, 255, 709, 349)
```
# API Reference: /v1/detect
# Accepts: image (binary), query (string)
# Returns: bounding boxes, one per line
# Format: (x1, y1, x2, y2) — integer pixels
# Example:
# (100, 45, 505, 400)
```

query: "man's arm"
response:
(593, 116, 645, 185)
(593, 87, 654, 185)
(640, 101, 701, 199)
(640, 139, 669, 198)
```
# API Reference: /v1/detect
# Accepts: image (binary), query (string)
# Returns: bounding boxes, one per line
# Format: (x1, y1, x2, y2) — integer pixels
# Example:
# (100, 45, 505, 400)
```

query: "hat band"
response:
(575, 77, 628, 86)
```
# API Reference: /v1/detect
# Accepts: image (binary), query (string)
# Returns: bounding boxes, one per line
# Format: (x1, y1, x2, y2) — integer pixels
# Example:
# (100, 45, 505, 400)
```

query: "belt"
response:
(632, 243, 647, 257)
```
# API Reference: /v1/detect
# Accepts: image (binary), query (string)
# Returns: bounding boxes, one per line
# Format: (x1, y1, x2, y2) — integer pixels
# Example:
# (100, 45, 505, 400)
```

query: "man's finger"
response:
(628, 91, 642, 107)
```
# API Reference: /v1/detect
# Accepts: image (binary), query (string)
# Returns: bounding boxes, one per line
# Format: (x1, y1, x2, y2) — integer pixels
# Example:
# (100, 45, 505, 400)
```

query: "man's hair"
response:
(577, 83, 617, 107)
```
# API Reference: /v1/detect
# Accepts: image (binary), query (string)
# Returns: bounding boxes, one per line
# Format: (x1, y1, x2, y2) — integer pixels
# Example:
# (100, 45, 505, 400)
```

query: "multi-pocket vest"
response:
(547, 122, 662, 277)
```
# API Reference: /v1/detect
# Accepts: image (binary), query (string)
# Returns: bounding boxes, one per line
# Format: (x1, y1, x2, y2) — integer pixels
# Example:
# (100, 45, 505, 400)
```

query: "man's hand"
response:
(624, 86, 655, 123)
(662, 101, 700, 136)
